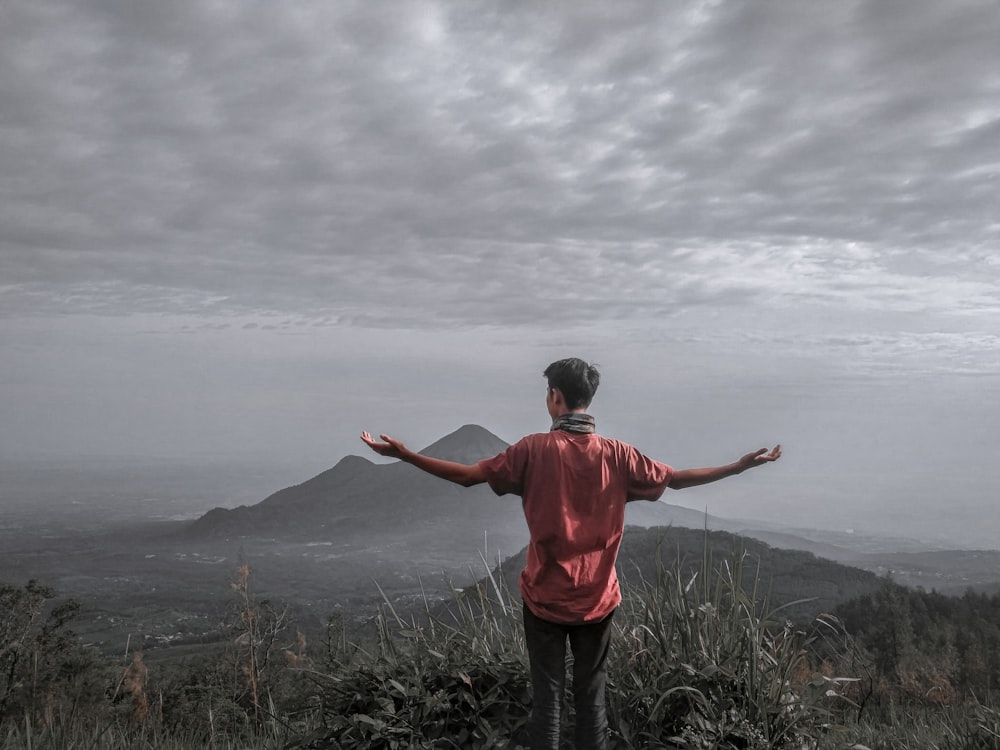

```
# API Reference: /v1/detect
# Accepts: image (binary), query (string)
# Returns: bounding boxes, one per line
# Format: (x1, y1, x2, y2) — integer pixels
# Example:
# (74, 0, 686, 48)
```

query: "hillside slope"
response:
(184, 424, 749, 552)
(472, 526, 883, 624)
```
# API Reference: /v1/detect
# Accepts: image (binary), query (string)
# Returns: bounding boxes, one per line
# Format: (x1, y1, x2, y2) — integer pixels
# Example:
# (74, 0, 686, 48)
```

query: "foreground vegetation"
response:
(4, 532, 1000, 748)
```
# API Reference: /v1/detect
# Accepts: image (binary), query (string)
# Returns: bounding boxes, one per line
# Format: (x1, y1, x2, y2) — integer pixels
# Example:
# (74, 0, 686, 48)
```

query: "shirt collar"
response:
(550, 413, 596, 434)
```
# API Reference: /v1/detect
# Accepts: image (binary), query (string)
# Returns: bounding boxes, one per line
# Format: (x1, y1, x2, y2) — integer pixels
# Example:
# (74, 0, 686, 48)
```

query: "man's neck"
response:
(550, 412, 595, 434)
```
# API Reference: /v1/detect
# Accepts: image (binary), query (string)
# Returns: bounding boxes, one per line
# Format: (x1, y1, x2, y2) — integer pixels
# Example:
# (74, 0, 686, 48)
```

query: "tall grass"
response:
(832, 702, 1000, 750)
(7, 537, 1000, 749)
(297, 560, 531, 748)
(608, 537, 857, 749)
(298, 538, 861, 749)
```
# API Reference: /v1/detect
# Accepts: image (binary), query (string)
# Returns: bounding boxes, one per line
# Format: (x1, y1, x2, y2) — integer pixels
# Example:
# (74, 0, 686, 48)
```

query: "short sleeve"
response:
(625, 447, 674, 502)
(476, 438, 531, 497)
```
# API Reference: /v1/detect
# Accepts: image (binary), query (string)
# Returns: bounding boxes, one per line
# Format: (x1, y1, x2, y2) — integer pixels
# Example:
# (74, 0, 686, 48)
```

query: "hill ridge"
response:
(418, 423, 510, 462)
(185, 424, 517, 542)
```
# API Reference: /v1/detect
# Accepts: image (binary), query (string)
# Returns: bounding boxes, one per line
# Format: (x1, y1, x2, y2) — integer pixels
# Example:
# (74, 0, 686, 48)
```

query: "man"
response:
(361, 357, 781, 750)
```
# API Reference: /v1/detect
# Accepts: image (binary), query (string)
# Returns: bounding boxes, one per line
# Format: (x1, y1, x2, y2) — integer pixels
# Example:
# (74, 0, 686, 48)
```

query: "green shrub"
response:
(297, 541, 861, 749)
(297, 571, 530, 748)
(11, 540, 1000, 749)
(607, 540, 857, 749)
(0, 580, 110, 731)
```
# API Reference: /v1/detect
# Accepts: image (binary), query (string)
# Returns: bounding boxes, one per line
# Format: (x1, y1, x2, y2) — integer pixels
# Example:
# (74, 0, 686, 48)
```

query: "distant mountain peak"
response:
(419, 424, 510, 463)
(332, 454, 375, 471)
(184, 422, 523, 542)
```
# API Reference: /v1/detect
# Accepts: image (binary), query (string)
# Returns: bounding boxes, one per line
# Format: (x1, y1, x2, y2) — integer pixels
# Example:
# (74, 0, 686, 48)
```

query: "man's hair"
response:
(544, 358, 600, 410)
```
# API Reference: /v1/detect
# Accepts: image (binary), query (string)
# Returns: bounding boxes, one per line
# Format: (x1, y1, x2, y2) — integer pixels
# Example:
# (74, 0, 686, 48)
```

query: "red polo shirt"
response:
(476, 430, 673, 624)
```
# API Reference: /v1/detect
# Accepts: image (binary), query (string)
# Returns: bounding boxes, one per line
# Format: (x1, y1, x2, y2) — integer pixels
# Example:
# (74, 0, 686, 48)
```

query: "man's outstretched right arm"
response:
(360, 431, 487, 487)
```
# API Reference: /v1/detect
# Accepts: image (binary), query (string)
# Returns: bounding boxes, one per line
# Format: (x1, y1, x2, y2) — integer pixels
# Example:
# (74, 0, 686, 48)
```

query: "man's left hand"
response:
(738, 445, 781, 471)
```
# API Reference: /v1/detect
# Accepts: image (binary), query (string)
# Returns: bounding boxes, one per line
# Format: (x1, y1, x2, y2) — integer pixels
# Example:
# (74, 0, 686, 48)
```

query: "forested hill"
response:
(621, 526, 884, 620)
(484, 525, 884, 623)
(835, 581, 1000, 700)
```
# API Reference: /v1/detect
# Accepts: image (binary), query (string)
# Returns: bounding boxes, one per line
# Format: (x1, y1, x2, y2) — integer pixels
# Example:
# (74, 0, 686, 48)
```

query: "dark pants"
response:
(521, 602, 616, 750)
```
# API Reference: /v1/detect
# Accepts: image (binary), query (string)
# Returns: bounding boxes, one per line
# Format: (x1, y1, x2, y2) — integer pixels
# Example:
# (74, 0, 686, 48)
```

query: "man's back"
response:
(477, 430, 673, 624)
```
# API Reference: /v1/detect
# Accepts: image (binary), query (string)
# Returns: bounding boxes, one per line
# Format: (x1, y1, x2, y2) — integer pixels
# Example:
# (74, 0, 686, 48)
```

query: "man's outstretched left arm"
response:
(360, 431, 487, 487)
(669, 445, 781, 490)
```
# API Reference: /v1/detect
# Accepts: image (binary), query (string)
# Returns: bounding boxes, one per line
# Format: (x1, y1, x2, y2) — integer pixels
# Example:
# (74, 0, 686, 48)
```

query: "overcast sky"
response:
(2, 1, 999, 545)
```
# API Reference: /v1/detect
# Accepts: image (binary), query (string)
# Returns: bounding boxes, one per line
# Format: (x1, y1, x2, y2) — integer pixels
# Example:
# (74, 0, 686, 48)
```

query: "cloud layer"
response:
(2, 0, 998, 339)
(3, 0, 1000, 545)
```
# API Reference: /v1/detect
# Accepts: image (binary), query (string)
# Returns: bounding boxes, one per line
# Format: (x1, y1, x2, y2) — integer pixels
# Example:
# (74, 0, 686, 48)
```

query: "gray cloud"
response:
(5, 2, 1000, 546)
(2, 1, 999, 378)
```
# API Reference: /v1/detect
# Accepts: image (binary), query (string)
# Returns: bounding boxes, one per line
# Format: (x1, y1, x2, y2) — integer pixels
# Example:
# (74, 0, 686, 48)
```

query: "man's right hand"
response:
(360, 431, 408, 460)
(359, 431, 486, 487)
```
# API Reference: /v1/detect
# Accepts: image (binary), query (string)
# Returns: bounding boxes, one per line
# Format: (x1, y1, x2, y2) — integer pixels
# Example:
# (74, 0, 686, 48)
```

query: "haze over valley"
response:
(4, 425, 1000, 661)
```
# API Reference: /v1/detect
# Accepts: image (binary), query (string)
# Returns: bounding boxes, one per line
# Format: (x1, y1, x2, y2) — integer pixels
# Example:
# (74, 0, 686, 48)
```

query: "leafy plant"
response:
(608, 536, 857, 749)
(295, 562, 530, 749)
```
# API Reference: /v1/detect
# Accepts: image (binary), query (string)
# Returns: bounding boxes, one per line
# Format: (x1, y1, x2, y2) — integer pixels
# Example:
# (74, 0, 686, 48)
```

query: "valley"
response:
(4, 425, 1000, 666)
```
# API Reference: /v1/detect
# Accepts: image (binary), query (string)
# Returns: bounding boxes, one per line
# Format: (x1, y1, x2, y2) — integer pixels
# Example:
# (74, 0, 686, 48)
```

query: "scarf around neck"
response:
(550, 413, 596, 434)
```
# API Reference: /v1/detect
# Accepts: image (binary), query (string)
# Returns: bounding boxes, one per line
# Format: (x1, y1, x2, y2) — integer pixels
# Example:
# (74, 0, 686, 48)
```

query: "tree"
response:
(0, 580, 101, 728)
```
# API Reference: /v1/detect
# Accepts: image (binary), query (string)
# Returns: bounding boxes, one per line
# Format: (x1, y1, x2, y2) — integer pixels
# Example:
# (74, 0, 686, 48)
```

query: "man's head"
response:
(544, 358, 600, 413)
